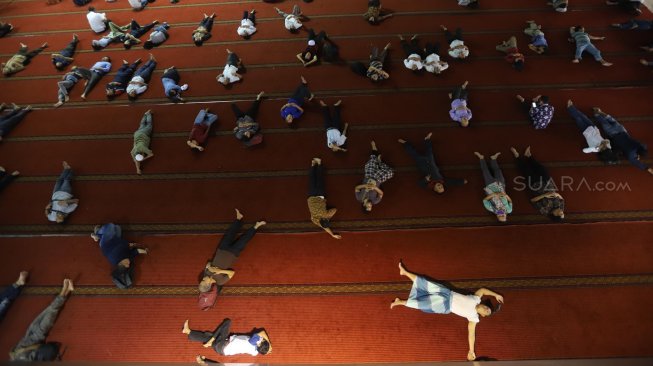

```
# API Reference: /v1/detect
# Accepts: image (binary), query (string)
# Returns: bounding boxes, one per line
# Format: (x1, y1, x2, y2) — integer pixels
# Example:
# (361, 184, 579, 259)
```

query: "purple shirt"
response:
(449, 99, 472, 122)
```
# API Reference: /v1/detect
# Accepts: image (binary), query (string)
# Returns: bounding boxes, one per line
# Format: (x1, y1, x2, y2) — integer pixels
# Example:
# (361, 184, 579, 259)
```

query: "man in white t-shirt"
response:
(275, 5, 304, 32)
(390, 262, 504, 361)
(183, 319, 271, 357)
(87, 7, 108, 33)
(44, 161, 79, 224)
(237, 10, 257, 38)
(423, 44, 449, 74)
(399, 34, 424, 71)
(216, 49, 243, 86)
(320, 100, 348, 152)
(441, 25, 470, 59)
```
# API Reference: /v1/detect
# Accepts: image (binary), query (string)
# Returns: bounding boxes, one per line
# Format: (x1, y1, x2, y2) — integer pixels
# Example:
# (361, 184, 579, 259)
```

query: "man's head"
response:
(476, 303, 492, 317)
(101, 56, 110, 62)
(106, 88, 116, 97)
(90, 225, 102, 241)
(362, 199, 373, 212)
(257, 340, 271, 355)
(217, 75, 228, 86)
(513, 59, 524, 71)
(55, 212, 66, 224)
(123, 40, 133, 50)
(198, 276, 214, 293)
(539, 95, 549, 105)
(88, 6, 95, 12)
(433, 182, 445, 194)
(143, 40, 154, 50)
(55, 62, 64, 70)
(460, 117, 469, 127)
(285, 114, 294, 124)
(495, 210, 507, 222)
(574, 25, 584, 33)
(551, 208, 565, 221)
(319, 218, 331, 229)
(128, 90, 137, 98)
(598, 148, 619, 165)
(91, 42, 102, 51)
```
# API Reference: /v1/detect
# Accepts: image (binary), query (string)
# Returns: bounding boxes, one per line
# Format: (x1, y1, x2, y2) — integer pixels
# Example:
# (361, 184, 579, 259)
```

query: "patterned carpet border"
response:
(17, 273, 653, 297)
(1, 210, 653, 235)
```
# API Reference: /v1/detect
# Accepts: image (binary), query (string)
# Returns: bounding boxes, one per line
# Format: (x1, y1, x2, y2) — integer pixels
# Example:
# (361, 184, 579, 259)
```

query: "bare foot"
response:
(397, 34, 404, 41)
(312, 157, 322, 165)
(567, 99, 573, 107)
(67, 279, 75, 293)
(257, 91, 265, 100)
(491, 152, 501, 160)
(62, 161, 71, 169)
(196, 355, 208, 366)
(334, 99, 342, 107)
(254, 221, 266, 229)
(510, 147, 519, 158)
(461, 80, 469, 89)
(411, 34, 418, 41)
(11, 171, 19, 176)
(474, 152, 484, 159)
(424, 132, 432, 140)
(319, 100, 327, 107)
(397, 138, 406, 144)
(390, 297, 403, 309)
(524, 146, 531, 157)
(515, 95, 525, 103)
(398, 261, 407, 276)
(16, 271, 28, 286)
(300, 75, 307, 84)
(182, 320, 191, 334)
(370, 140, 377, 151)
(235, 208, 243, 220)
(440, 25, 447, 31)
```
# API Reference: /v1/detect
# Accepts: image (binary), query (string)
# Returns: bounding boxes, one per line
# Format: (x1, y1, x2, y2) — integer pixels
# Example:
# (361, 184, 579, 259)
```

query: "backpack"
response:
(198, 284, 218, 310)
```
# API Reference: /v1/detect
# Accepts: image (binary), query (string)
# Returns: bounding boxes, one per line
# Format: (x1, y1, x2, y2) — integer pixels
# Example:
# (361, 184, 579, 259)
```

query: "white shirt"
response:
(403, 54, 423, 70)
(237, 19, 257, 37)
(424, 53, 449, 74)
(284, 16, 302, 31)
(87, 11, 107, 33)
(326, 128, 347, 147)
(218, 64, 240, 84)
(448, 40, 469, 58)
(127, 76, 148, 95)
(582, 126, 611, 153)
(450, 292, 481, 323)
(222, 335, 259, 356)
(128, 0, 144, 9)
(48, 191, 77, 222)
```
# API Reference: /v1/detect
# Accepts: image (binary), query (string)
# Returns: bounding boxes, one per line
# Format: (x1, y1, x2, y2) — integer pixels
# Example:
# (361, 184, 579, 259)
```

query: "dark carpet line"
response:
(13, 273, 653, 297)
(8, 157, 653, 183)
(4, 116, 650, 143)
(0, 4, 609, 20)
(2, 210, 653, 236)
(8, 81, 653, 110)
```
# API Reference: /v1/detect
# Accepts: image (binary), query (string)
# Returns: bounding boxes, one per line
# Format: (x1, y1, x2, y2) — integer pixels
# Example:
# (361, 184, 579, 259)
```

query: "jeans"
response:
(370, 46, 388, 63)
(618, 19, 652, 30)
(308, 164, 326, 197)
(231, 100, 261, 120)
(594, 114, 627, 137)
(425, 42, 440, 56)
(134, 59, 156, 82)
(0, 284, 21, 321)
(0, 108, 29, 137)
(322, 105, 341, 130)
(400, 38, 422, 57)
(53, 168, 73, 195)
(515, 156, 552, 192)
(445, 28, 463, 44)
(403, 140, 442, 180)
(14, 295, 66, 349)
(575, 42, 602, 61)
(188, 318, 231, 355)
(451, 85, 468, 101)
(479, 158, 505, 186)
(290, 83, 312, 105)
(567, 105, 595, 131)
(0, 170, 18, 193)
(138, 112, 153, 135)
(194, 109, 218, 127)
(216, 220, 256, 257)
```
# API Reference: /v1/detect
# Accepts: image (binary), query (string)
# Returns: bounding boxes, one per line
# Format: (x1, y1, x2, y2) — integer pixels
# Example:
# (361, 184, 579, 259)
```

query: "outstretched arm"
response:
(474, 288, 504, 303)
(467, 321, 477, 361)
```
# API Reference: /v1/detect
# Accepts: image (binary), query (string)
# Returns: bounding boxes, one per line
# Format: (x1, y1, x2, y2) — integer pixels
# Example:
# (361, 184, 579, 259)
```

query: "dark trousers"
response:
(113, 61, 140, 85)
(60, 38, 78, 58)
(445, 28, 463, 44)
(322, 105, 341, 130)
(82, 70, 105, 96)
(308, 29, 326, 44)
(400, 39, 422, 57)
(134, 60, 157, 82)
(516, 156, 551, 192)
(226, 52, 240, 67)
(403, 140, 441, 179)
(243, 10, 256, 23)
(290, 83, 312, 105)
(188, 318, 231, 355)
(130, 20, 157, 38)
(200, 16, 214, 32)
(480, 159, 505, 186)
(567, 105, 594, 131)
(0, 108, 29, 137)
(0, 170, 18, 193)
(17, 44, 47, 66)
(370, 46, 388, 63)
(308, 165, 326, 197)
(0, 284, 21, 321)
(162, 68, 180, 83)
(452, 86, 468, 101)
(369, 0, 380, 6)
(425, 42, 440, 55)
(52, 168, 73, 195)
(231, 99, 261, 120)
(216, 220, 257, 257)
